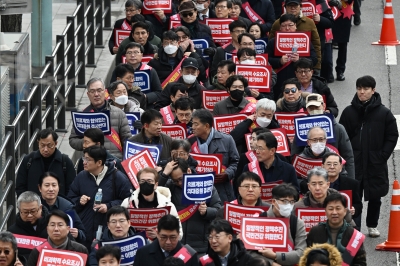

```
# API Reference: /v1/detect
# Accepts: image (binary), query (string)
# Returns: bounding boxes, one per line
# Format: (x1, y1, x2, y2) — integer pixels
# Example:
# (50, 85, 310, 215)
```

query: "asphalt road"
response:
(328, 0, 400, 264)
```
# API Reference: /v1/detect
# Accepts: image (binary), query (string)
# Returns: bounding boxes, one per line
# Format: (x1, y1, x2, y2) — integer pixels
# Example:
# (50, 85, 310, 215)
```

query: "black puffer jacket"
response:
(207, 238, 253, 266)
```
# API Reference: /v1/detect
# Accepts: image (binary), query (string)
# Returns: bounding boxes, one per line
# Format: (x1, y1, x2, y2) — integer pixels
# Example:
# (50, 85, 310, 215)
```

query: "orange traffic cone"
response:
(376, 180, 400, 251)
(372, 0, 400, 45)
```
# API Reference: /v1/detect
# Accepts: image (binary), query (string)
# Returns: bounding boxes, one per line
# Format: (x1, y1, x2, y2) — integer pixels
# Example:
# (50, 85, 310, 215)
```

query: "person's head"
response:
(245, 256, 271, 266)
(162, 31, 180, 56)
(322, 152, 343, 180)
(96, 245, 121, 266)
(215, 0, 232, 18)
(174, 97, 194, 124)
(230, 0, 242, 18)
(207, 219, 234, 256)
(248, 22, 264, 39)
(181, 58, 200, 85)
(294, 58, 314, 85)
(304, 246, 331, 266)
(115, 64, 135, 90)
(323, 193, 348, 227)
(226, 75, 248, 102)
(170, 158, 192, 188)
(255, 99, 276, 128)
(131, 21, 149, 46)
(37, 128, 58, 158)
(306, 93, 325, 115)
(86, 77, 106, 108)
(108, 81, 129, 107)
(301, 243, 343, 266)
(307, 167, 330, 202)
(237, 48, 256, 64)
(46, 209, 71, 245)
(179, 1, 197, 23)
(307, 127, 327, 156)
(83, 128, 104, 149)
(279, 13, 298, 32)
(141, 109, 163, 137)
(124, 42, 144, 66)
(157, 215, 180, 252)
(250, 127, 270, 150)
(137, 167, 159, 196)
(193, 0, 210, 13)
(17, 191, 42, 224)
(170, 140, 191, 161)
(106, 206, 131, 239)
(83, 146, 107, 174)
(130, 13, 145, 24)
(356, 75, 376, 103)
(174, 26, 191, 44)
(0, 231, 18, 266)
(238, 33, 256, 50)
(163, 257, 184, 266)
(256, 132, 277, 163)
(271, 183, 298, 218)
(125, 0, 142, 21)
(281, 78, 301, 102)
(38, 172, 60, 203)
(216, 60, 236, 85)
(170, 83, 189, 104)
(229, 20, 247, 43)
(284, 0, 302, 17)
(192, 109, 214, 139)
(236, 172, 262, 204)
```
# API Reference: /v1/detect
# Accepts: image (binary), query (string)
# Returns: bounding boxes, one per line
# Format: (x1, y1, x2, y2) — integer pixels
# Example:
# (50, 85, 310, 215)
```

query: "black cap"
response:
(285, 0, 301, 5)
(181, 58, 199, 69)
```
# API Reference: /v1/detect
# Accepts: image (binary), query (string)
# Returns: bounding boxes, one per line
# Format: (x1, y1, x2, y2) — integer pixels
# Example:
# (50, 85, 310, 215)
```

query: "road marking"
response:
(385, 46, 397, 65)
(395, 115, 400, 150)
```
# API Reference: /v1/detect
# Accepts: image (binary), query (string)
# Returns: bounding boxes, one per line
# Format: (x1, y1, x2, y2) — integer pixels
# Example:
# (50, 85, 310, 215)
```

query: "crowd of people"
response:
(6, 0, 398, 265)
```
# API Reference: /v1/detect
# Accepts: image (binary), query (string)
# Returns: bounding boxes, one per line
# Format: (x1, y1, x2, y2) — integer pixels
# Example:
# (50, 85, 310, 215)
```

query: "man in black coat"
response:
(339, 75, 399, 238)
(134, 215, 199, 266)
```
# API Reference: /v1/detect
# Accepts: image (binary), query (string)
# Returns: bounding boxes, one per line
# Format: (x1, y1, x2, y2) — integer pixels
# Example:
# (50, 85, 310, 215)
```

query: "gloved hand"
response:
(204, 47, 216, 57)
(328, 0, 342, 9)
(214, 173, 228, 184)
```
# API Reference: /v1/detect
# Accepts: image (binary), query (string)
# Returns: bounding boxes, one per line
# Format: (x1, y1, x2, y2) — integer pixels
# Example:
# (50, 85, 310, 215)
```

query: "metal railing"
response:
(0, 0, 111, 230)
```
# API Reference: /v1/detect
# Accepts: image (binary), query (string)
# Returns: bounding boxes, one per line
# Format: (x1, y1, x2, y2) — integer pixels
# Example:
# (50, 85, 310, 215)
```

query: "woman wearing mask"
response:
(108, 81, 144, 114)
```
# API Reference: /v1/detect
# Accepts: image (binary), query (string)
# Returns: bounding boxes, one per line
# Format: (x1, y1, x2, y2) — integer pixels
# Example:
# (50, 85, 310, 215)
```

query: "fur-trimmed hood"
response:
(299, 243, 343, 266)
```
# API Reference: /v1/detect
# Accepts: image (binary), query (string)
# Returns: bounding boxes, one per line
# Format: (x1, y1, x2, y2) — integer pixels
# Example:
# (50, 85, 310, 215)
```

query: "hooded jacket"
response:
(299, 243, 343, 266)
(276, 92, 309, 113)
(207, 238, 253, 266)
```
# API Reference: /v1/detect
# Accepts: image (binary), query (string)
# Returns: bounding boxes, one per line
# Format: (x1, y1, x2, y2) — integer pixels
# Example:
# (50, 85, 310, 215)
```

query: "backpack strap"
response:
(61, 154, 68, 174)
(289, 214, 297, 243)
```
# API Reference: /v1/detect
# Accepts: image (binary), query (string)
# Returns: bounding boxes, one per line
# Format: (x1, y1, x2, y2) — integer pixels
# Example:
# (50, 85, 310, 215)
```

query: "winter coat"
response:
(339, 92, 398, 200)
(306, 221, 366, 266)
(315, 0, 334, 52)
(240, 0, 276, 33)
(269, 15, 322, 69)
(16, 149, 76, 197)
(213, 97, 251, 116)
(69, 101, 132, 160)
(207, 238, 253, 266)
(108, 99, 144, 114)
(41, 195, 86, 243)
(128, 88, 147, 110)
(299, 243, 343, 266)
(332, 0, 354, 43)
(67, 162, 133, 249)
(180, 19, 216, 48)
(116, 38, 157, 65)
(160, 182, 221, 253)
(188, 130, 240, 202)
(275, 92, 309, 113)
(128, 130, 173, 162)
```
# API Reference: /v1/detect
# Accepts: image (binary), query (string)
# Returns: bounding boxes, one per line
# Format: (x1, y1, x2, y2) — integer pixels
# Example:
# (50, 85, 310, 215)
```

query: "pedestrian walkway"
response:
(21, 0, 126, 162)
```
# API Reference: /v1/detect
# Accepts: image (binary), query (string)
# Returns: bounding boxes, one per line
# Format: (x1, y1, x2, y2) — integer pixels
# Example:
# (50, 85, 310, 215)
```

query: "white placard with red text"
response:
(296, 208, 326, 233)
(121, 149, 156, 189)
(162, 123, 187, 139)
(214, 114, 248, 134)
(274, 112, 307, 136)
(292, 155, 322, 178)
(205, 18, 233, 46)
(275, 31, 311, 56)
(142, 0, 172, 14)
(115, 30, 131, 47)
(37, 249, 88, 266)
(232, 54, 268, 66)
(189, 153, 223, 174)
(270, 128, 290, 156)
(202, 90, 230, 111)
(224, 202, 269, 232)
(236, 65, 272, 92)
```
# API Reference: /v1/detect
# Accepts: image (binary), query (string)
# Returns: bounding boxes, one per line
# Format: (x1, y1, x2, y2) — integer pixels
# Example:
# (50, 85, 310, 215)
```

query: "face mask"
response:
(164, 44, 178, 55)
(230, 89, 244, 101)
(241, 59, 256, 65)
(140, 182, 155, 196)
(311, 142, 326, 155)
(256, 117, 271, 127)
(277, 202, 293, 217)
(196, 3, 205, 12)
(308, 109, 324, 115)
(114, 95, 128, 105)
(182, 74, 197, 84)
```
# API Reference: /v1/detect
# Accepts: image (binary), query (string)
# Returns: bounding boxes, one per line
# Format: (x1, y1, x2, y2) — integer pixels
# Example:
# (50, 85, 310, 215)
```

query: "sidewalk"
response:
(22, 0, 125, 161)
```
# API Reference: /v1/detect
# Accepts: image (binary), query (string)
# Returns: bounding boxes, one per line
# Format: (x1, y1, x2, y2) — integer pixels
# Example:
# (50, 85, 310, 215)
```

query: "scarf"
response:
(47, 237, 69, 250)
(282, 95, 303, 112)
(197, 128, 215, 154)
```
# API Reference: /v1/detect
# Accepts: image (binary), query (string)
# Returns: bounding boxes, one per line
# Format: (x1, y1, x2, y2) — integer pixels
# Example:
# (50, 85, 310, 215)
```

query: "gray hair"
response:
(307, 126, 327, 139)
(256, 98, 276, 112)
(17, 191, 41, 209)
(86, 77, 105, 90)
(307, 167, 328, 183)
(0, 231, 17, 252)
(170, 139, 191, 152)
(126, 0, 143, 9)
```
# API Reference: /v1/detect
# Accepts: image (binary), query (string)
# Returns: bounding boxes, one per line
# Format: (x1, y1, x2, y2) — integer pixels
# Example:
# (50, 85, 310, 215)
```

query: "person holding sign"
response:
(188, 109, 239, 202)
(108, 81, 144, 114)
(306, 193, 367, 266)
(257, 183, 306, 265)
(26, 210, 88, 266)
(96, 245, 121, 266)
(0, 232, 24, 266)
(134, 215, 199, 266)
(243, 132, 299, 191)
(115, 64, 147, 110)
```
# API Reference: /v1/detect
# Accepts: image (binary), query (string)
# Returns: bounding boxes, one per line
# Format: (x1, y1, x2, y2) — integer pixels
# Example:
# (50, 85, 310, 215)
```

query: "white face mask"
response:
(256, 117, 271, 128)
(241, 59, 256, 65)
(196, 3, 206, 12)
(114, 95, 128, 105)
(311, 142, 326, 155)
(277, 202, 293, 217)
(164, 44, 178, 55)
(308, 109, 324, 115)
(182, 74, 197, 84)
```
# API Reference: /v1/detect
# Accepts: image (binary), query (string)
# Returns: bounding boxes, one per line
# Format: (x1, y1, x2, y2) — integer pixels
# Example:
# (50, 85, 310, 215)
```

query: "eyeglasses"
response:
(296, 69, 312, 75)
(172, 178, 183, 185)
(239, 185, 261, 190)
(171, 151, 189, 157)
(159, 235, 178, 241)
(139, 179, 155, 184)
(308, 138, 326, 143)
(82, 157, 94, 162)
(109, 219, 128, 225)
(181, 12, 194, 18)
(0, 250, 11, 255)
(280, 23, 296, 29)
(39, 143, 56, 149)
(126, 51, 142, 55)
(277, 198, 296, 205)
(88, 88, 105, 94)
(176, 113, 191, 118)
(125, 8, 138, 12)
(232, 30, 246, 34)
(20, 208, 39, 216)
(215, 5, 227, 9)
(284, 87, 298, 94)
(48, 223, 67, 229)
(255, 146, 267, 151)
(325, 162, 340, 167)
(207, 233, 229, 241)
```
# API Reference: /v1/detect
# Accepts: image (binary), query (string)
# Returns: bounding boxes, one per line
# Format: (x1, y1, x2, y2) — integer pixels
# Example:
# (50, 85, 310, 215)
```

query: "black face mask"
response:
(140, 182, 155, 196)
(230, 89, 244, 101)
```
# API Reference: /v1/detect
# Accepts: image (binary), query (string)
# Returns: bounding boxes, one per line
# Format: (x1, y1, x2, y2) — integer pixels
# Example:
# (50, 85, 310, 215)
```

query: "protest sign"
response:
(225, 52, 233, 60)
(270, 128, 290, 156)
(115, 30, 131, 47)
(245, 133, 252, 151)
(182, 173, 214, 205)
(275, 31, 311, 56)
(142, 56, 153, 64)
(294, 113, 335, 146)
(142, 0, 172, 14)
(71, 111, 111, 135)
(189, 153, 223, 174)
(260, 181, 283, 201)
(169, 19, 182, 29)
(255, 39, 268, 54)
(133, 70, 151, 93)
(124, 140, 163, 163)
(205, 18, 233, 46)
(340, 190, 352, 209)
(202, 90, 230, 111)
(292, 155, 322, 178)
(126, 112, 141, 135)
(15, 234, 46, 250)
(274, 112, 307, 136)
(101, 234, 146, 265)
(129, 207, 171, 229)
(37, 249, 87, 266)
(192, 39, 210, 59)
(162, 123, 187, 139)
(232, 54, 268, 66)
(332, 6, 341, 20)
(214, 114, 248, 134)
(121, 149, 156, 189)
(296, 208, 327, 233)
(301, 0, 316, 19)
(236, 65, 272, 92)
(224, 202, 269, 232)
